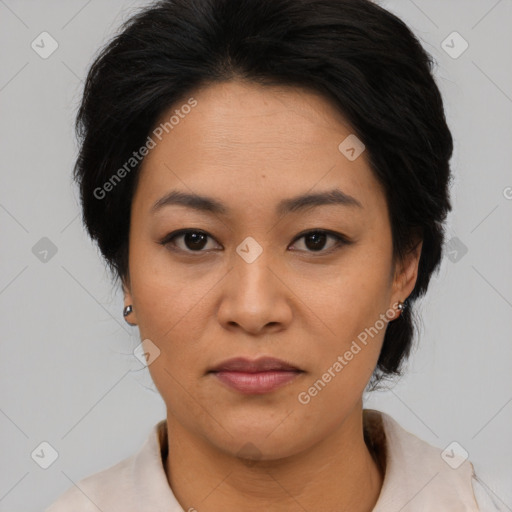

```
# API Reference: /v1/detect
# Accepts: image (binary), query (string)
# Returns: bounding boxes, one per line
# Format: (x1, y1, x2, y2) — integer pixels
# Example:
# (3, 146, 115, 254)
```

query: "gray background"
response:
(0, 0, 511, 510)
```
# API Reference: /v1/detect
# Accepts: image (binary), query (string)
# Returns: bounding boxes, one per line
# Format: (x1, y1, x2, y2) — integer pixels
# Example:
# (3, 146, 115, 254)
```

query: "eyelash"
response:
(158, 229, 351, 256)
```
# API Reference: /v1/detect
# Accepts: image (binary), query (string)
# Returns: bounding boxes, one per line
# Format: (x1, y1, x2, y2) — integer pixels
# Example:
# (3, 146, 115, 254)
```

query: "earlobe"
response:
(390, 239, 423, 315)
(386, 299, 408, 322)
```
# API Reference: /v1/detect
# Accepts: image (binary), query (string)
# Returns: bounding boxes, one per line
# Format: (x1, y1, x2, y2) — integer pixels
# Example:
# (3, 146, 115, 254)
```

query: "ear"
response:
(389, 237, 423, 318)
(122, 275, 138, 325)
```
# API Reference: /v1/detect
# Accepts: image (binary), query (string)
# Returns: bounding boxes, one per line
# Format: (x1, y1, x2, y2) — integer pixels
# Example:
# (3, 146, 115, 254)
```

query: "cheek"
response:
(127, 243, 223, 398)
(131, 269, 213, 414)
(312, 243, 393, 334)
(128, 232, 218, 338)
(302, 239, 393, 381)
(294, 265, 391, 421)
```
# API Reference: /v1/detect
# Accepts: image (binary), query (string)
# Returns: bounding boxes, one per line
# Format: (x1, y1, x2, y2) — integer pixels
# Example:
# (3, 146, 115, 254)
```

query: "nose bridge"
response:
(215, 233, 290, 332)
(232, 235, 273, 292)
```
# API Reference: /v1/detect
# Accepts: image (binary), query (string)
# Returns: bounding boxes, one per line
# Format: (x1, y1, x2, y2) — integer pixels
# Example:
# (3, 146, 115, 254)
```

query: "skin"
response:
(123, 80, 422, 511)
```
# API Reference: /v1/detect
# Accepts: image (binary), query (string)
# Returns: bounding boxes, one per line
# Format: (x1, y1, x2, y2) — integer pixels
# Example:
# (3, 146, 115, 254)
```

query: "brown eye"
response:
(304, 232, 328, 251)
(160, 230, 219, 252)
(181, 232, 209, 250)
(290, 230, 348, 254)
(160, 229, 349, 256)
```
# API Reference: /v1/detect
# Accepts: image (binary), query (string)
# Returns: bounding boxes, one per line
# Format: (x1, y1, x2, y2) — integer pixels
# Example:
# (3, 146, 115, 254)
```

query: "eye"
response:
(159, 228, 350, 255)
(289, 230, 349, 254)
(159, 229, 220, 253)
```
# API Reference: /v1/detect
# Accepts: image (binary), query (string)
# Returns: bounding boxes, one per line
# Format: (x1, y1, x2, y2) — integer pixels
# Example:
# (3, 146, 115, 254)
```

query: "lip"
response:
(209, 356, 302, 373)
(208, 357, 304, 395)
(212, 370, 302, 394)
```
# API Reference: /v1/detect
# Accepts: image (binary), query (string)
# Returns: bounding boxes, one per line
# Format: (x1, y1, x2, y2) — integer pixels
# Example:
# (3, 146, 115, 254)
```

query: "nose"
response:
(216, 243, 293, 335)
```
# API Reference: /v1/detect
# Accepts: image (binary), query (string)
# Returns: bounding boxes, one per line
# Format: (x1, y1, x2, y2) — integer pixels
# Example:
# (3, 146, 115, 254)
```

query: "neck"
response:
(164, 403, 384, 512)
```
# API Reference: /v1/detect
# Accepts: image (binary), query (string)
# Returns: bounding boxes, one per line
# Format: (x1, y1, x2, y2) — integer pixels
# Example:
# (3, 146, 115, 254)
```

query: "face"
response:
(124, 80, 421, 460)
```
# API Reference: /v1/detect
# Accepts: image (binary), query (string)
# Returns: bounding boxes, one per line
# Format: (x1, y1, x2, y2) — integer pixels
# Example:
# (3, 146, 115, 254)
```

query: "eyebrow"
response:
(151, 188, 363, 216)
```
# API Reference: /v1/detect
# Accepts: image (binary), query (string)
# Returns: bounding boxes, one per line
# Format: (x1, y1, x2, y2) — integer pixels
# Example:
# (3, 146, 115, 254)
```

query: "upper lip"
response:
(209, 357, 302, 373)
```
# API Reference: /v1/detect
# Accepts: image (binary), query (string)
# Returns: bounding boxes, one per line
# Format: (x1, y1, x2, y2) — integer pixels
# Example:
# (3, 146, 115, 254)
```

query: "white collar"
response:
(47, 409, 481, 511)
(136, 409, 479, 511)
(364, 409, 479, 510)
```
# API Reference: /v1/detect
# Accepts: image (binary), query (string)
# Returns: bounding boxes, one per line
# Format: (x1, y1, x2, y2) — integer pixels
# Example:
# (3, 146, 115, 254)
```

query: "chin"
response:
(207, 419, 313, 461)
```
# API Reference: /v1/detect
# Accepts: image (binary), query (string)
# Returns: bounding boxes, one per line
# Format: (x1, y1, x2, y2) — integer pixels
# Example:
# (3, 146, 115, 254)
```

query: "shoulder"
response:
(45, 420, 170, 511)
(44, 450, 137, 511)
(365, 409, 502, 511)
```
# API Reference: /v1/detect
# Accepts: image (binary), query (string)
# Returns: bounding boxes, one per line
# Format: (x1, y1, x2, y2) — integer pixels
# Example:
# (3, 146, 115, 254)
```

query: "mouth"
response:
(208, 356, 304, 395)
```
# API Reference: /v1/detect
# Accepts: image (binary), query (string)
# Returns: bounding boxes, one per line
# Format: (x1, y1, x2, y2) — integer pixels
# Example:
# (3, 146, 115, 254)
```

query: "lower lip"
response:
(211, 370, 303, 394)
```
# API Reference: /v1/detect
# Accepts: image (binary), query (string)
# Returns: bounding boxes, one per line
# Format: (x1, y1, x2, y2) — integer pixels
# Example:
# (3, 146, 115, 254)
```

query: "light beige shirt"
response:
(45, 409, 503, 511)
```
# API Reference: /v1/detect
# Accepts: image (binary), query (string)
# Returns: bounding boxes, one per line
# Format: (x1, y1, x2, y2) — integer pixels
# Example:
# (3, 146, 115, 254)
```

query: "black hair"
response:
(74, 0, 453, 388)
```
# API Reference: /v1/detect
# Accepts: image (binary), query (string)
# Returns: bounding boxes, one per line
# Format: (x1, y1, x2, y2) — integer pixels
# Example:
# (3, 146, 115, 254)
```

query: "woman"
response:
(46, 0, 502, 509)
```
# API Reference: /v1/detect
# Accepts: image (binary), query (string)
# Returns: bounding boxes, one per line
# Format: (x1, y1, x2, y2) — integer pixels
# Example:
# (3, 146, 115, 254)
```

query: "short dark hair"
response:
(74, 0, 453, 388)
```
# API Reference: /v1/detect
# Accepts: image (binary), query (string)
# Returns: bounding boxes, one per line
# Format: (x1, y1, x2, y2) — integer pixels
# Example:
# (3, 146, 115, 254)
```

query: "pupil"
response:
(306, 232, 326, 251)
(186, 232, 207, 250)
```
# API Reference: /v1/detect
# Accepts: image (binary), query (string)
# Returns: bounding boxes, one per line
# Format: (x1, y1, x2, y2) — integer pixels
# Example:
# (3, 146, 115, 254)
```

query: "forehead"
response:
(134, 80, 384, 217)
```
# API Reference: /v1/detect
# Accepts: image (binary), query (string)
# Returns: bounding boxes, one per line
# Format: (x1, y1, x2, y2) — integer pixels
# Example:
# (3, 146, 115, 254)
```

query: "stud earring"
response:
(396, 300, 407, 317)
(123, 305, 137, 326)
